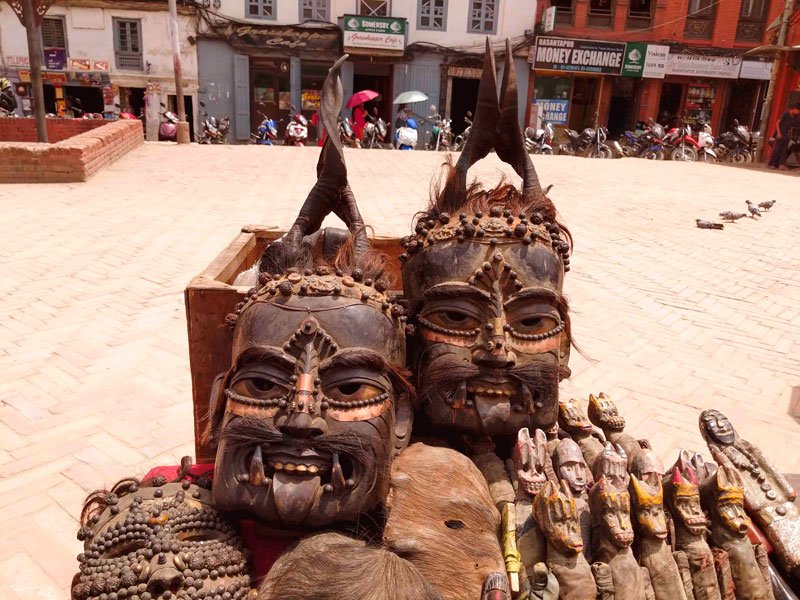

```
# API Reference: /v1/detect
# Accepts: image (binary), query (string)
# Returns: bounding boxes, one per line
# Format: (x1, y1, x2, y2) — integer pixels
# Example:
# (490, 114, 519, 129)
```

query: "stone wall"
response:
(0, 118, 111, 144)
(0, 120, 144, 183)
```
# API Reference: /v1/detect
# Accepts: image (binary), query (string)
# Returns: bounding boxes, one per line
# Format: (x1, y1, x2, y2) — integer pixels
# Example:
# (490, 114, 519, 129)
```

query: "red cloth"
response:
(354, 105, 366, 141)
(143, 464, 293, 582)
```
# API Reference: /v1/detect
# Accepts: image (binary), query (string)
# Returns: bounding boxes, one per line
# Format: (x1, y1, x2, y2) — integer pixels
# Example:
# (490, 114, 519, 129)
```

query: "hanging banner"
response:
(530, 36, 626, 75)
(739, 60, 772, 80)
(342, 15, 406, 52)
(621, 43, 669, 78)
(44, 48, 66, 70)
(534, 99, 569, 125)
(666, 53, 742, 79)
(5, 56, 29, 68)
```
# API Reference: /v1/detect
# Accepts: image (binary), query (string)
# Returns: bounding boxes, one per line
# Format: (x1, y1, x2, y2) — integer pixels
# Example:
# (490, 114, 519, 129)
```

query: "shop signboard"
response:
(5, 56, 29, 67)
(69, 58, 92, 71)
(534, 99, 569, 125)
(739, 59, 772, 80)
(93, 60, 110, 72)
(301, 89, 321, 110)
(666, 53, 742, 79)
(44, 48, 66, 70)
(342, 15, 406, 52)
(531, 36, 626, 75)
(621, 43, 669, 78)
(542, 7, 556, 33)
(221, 23, 342, 55)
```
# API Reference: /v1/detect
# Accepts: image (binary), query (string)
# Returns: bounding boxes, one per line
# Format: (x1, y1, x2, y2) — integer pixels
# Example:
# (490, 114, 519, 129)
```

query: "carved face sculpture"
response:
(402, 40, 570, 442)
(589, 475, 634, 548)
(665, 467, 707, 537)
(709, 466, 750, 536)
(630, 475, 668, 540)
(630, 449, 664, 489)
(698, 409, 736, 446)
(558, 397, 593, 435)
(212, 273, 409, 528)
(72, 483, 251, 600)
(592, 443, 630, 492)
(587, 393, 625, 432)
(533, 480, 584, 555)
(513, 427, 549, 497)
(554, 438, 591, 495)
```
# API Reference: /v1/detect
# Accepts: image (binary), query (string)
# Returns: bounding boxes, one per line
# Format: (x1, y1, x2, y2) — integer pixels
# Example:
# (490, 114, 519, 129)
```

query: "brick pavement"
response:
(0, 144, 799, 597)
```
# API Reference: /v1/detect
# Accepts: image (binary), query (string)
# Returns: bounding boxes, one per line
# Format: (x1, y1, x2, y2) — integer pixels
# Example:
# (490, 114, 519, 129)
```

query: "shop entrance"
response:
(568, 77, 599, 131)
(353, 63, 393, 132)
(658, 82, 683, 128)
(607, 77, 638, 136)
(251, 59, 290, 138)
(723, 80, 764, 131)
(451, 77, 480, 135)
(120, 87, 145, 118)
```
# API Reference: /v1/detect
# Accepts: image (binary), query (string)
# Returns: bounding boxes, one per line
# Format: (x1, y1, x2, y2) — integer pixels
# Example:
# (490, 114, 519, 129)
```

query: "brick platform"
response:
(0, 120, 144, 183)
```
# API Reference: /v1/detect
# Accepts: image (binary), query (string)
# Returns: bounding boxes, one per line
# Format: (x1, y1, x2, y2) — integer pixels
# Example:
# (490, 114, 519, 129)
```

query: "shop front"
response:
(198, 22, 342, 143)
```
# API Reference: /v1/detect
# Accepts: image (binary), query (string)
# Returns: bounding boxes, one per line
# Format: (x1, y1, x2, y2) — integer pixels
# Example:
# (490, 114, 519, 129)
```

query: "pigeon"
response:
(696, 219, 724, 230)
(718, 211, 747, 222)
(758, 199, 776, 211)
(745, 200, 761, 218)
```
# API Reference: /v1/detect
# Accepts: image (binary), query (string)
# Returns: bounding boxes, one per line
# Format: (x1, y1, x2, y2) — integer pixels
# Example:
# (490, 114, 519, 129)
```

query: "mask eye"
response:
(508, 314, 560, 338)
(324, 381, 386, 406)
(422, 309, 481, 332)
(230, 373, 289, 399)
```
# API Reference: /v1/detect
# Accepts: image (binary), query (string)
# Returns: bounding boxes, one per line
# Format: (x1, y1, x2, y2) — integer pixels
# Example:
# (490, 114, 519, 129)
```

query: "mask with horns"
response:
(208, 55, 413, 530)
(402, 39, 572, 444)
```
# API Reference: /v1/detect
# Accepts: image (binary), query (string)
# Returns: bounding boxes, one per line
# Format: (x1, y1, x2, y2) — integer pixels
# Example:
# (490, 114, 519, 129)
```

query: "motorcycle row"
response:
(529, 114, 758, 163)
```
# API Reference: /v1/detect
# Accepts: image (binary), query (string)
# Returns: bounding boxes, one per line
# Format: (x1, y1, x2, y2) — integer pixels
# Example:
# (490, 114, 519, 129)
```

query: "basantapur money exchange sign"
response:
(530, 36, 626, 75)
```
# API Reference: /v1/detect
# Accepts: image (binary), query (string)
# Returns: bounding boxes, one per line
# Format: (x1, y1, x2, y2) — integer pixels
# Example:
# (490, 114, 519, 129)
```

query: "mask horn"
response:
(496, 38, 542, 198)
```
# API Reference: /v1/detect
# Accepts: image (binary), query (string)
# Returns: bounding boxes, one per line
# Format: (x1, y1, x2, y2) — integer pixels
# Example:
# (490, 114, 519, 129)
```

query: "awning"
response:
(744, 44, 800, 56)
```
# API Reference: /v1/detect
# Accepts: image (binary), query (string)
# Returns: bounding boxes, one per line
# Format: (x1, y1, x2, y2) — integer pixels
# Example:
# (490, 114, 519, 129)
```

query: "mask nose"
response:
(279, 411, 328, 438)
(147, 559, 183, 594)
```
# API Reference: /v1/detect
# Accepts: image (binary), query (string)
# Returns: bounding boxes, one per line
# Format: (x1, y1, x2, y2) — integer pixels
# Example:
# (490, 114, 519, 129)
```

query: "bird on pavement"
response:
(696, 219, 724, 230)
(718, 211, 747, 222)
(745, 200, 761, 218)
(758, 199, 776, 211)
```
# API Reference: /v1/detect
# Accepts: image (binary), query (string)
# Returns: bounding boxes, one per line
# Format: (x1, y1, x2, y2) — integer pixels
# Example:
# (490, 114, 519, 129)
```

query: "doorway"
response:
(658, 82, 683, 128)
(450, 77, 480, 136)
(353, 62, 393, 130)
(568, 77, 599, 130)
(250, 59, 290, 137)
(723, 80, 762, 131)
(168, 94, 195, 142)
(607, 77, 638, 136)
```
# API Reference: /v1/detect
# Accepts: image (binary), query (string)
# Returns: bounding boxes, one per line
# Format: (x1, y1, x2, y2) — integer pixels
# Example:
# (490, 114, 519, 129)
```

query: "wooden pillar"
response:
(168, 0, 189, 143)
(22, 0, 47, 142)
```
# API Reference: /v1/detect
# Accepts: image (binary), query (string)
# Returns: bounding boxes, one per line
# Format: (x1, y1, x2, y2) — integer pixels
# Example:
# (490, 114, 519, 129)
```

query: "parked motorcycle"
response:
(425, 107, 453, 151)
(618, 120, 662, 158)
(252, 112, 279, 145)
(198, 102, 230, 144)
(717, 119, 755, 163)
(524, 112, 554, 155)
(284, 105, 308, 146)
(0, 78, 18, 116)
(559, 126, 612, 158)
(363, 115, 388, 149)
(339, 116, 360, 148)
(396, 117, 419, 150)
(663, 122, 700, 161)
(696, 121, 717, 163)
(453, 111, 472, 152)
(158, 106, 179, 142)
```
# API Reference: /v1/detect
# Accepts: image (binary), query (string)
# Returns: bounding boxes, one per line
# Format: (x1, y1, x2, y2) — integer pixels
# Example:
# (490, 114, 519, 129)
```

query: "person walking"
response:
(353, 103, 366, 141)
(768, 102, 800, 170)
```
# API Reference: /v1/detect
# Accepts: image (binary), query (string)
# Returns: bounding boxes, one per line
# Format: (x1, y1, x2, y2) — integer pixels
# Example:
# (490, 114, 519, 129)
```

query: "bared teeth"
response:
(249, 446, 266, 487)
(295, 464, 308, 473)
(466, 386, 515, 396)
(331, 452, 346, 491)
(308, 465, 319, 474)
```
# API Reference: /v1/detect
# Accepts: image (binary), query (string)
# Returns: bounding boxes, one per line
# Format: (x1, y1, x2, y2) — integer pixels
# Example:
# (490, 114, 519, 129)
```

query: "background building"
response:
(195, 0, 539, 143)
(0, 0, 198, 140)
(528, 0, 785, 136)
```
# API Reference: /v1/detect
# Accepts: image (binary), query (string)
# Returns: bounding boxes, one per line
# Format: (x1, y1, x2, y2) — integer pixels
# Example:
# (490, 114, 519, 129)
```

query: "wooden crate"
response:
(185, 225, 406, 462)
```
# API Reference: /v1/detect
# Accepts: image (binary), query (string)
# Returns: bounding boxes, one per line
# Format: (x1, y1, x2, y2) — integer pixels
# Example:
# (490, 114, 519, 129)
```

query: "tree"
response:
(4, 0, 57, 142)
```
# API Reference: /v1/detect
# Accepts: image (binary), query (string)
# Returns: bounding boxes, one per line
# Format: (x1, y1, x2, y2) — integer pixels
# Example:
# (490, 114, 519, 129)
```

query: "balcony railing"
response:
(684, 15, 714, 39)
(116, 52, 143, 70)
(736, 19, 765, 42)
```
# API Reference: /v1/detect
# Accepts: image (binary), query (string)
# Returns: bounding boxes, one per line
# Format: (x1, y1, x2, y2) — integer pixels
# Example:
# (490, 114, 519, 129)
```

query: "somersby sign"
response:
(530, 36, 626, 75)
(343, 15, 406, 52)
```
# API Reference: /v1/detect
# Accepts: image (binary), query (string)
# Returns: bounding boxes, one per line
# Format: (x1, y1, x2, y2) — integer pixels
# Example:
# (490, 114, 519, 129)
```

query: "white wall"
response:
(0, 3, 198, 87)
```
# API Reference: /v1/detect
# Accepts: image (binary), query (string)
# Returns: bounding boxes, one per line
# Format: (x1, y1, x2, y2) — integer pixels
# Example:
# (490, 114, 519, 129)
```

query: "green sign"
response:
(622, 42, 647, 77)
(343, 15, 406, 51)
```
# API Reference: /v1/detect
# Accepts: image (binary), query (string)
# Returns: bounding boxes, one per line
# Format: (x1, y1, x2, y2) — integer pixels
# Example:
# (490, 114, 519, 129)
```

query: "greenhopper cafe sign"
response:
(621, 42, 669, 79)
(343, 15, 406, 52)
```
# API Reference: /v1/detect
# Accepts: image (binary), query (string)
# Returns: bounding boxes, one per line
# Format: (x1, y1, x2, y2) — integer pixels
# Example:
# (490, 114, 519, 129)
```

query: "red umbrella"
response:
(347, 90, 380, 108)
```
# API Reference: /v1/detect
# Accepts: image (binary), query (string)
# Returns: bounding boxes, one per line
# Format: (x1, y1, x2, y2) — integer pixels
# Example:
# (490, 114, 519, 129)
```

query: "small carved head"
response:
(513, 427, 549, 498)
(558, 397, 593, 434)
(630, 475, 667, 540)
(630, 449, 664, 489)
(532, 480, 584, 555)
(664, 466, 707, 536)
(592, 442, 629, 492)
(587, 392, 625, 432)
(704, 465, 749, 536)
(553, 438, 591, 495)
(698, 409, 736, 446)
(589, 475, 634, 549)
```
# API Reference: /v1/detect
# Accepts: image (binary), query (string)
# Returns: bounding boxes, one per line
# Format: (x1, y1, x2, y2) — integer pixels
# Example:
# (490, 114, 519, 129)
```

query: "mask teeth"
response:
(249, 445, 266, 487)
(331, 452, 346, 492)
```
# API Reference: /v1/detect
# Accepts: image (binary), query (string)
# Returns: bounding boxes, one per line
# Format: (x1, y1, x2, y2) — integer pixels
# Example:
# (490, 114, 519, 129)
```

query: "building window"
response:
(41, 16, 67, 69)
(550, 0, 574, 26)
(627, 0, 652, 29)
(114, 18, 143, 71)
(248, 0, 275, 19)
(418, 0, 447, 30)
(301, 0, 329, 21)
(358, 0, 390, 16)
(736, 0, 766, 42)
(587, 0, 613, 27)
(469, 0, 498, 33)
(684, 0, 716, 39)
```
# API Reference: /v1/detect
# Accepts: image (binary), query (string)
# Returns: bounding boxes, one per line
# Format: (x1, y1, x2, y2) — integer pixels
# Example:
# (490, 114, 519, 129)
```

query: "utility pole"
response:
(9, 0, 55, 142)
(755, 0, 794, 162)
(168, 0, 190, 143)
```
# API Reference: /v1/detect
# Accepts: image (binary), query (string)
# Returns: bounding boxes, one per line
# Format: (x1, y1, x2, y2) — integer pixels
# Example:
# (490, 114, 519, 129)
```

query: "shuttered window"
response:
(418, 0, 447, 30)
(248, 0, 275, 19)
(301, 0, 329, 21)
(41, 16, 66, 50)
(469, 0, 498, 33)
(114, 19, 143, 71)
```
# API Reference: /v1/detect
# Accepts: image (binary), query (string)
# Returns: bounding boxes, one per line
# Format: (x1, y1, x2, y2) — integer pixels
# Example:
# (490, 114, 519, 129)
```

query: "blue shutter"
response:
(233, 53, 250, 141)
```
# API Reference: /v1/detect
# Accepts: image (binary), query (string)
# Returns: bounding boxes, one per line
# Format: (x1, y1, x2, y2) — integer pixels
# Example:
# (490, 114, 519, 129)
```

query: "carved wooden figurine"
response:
(663, 465, 722, 600)
(589, 475, 647, 600)
(588, 393, 645, 467)
(593, 442, 630, 493)
(700, 462, 774, 600)
(700, 408, 800, 581)
(532, 480, 597, 599)
(558, 397, 605, 468)
(630, 475, 690, 600)
(553, 438, 593, 558)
